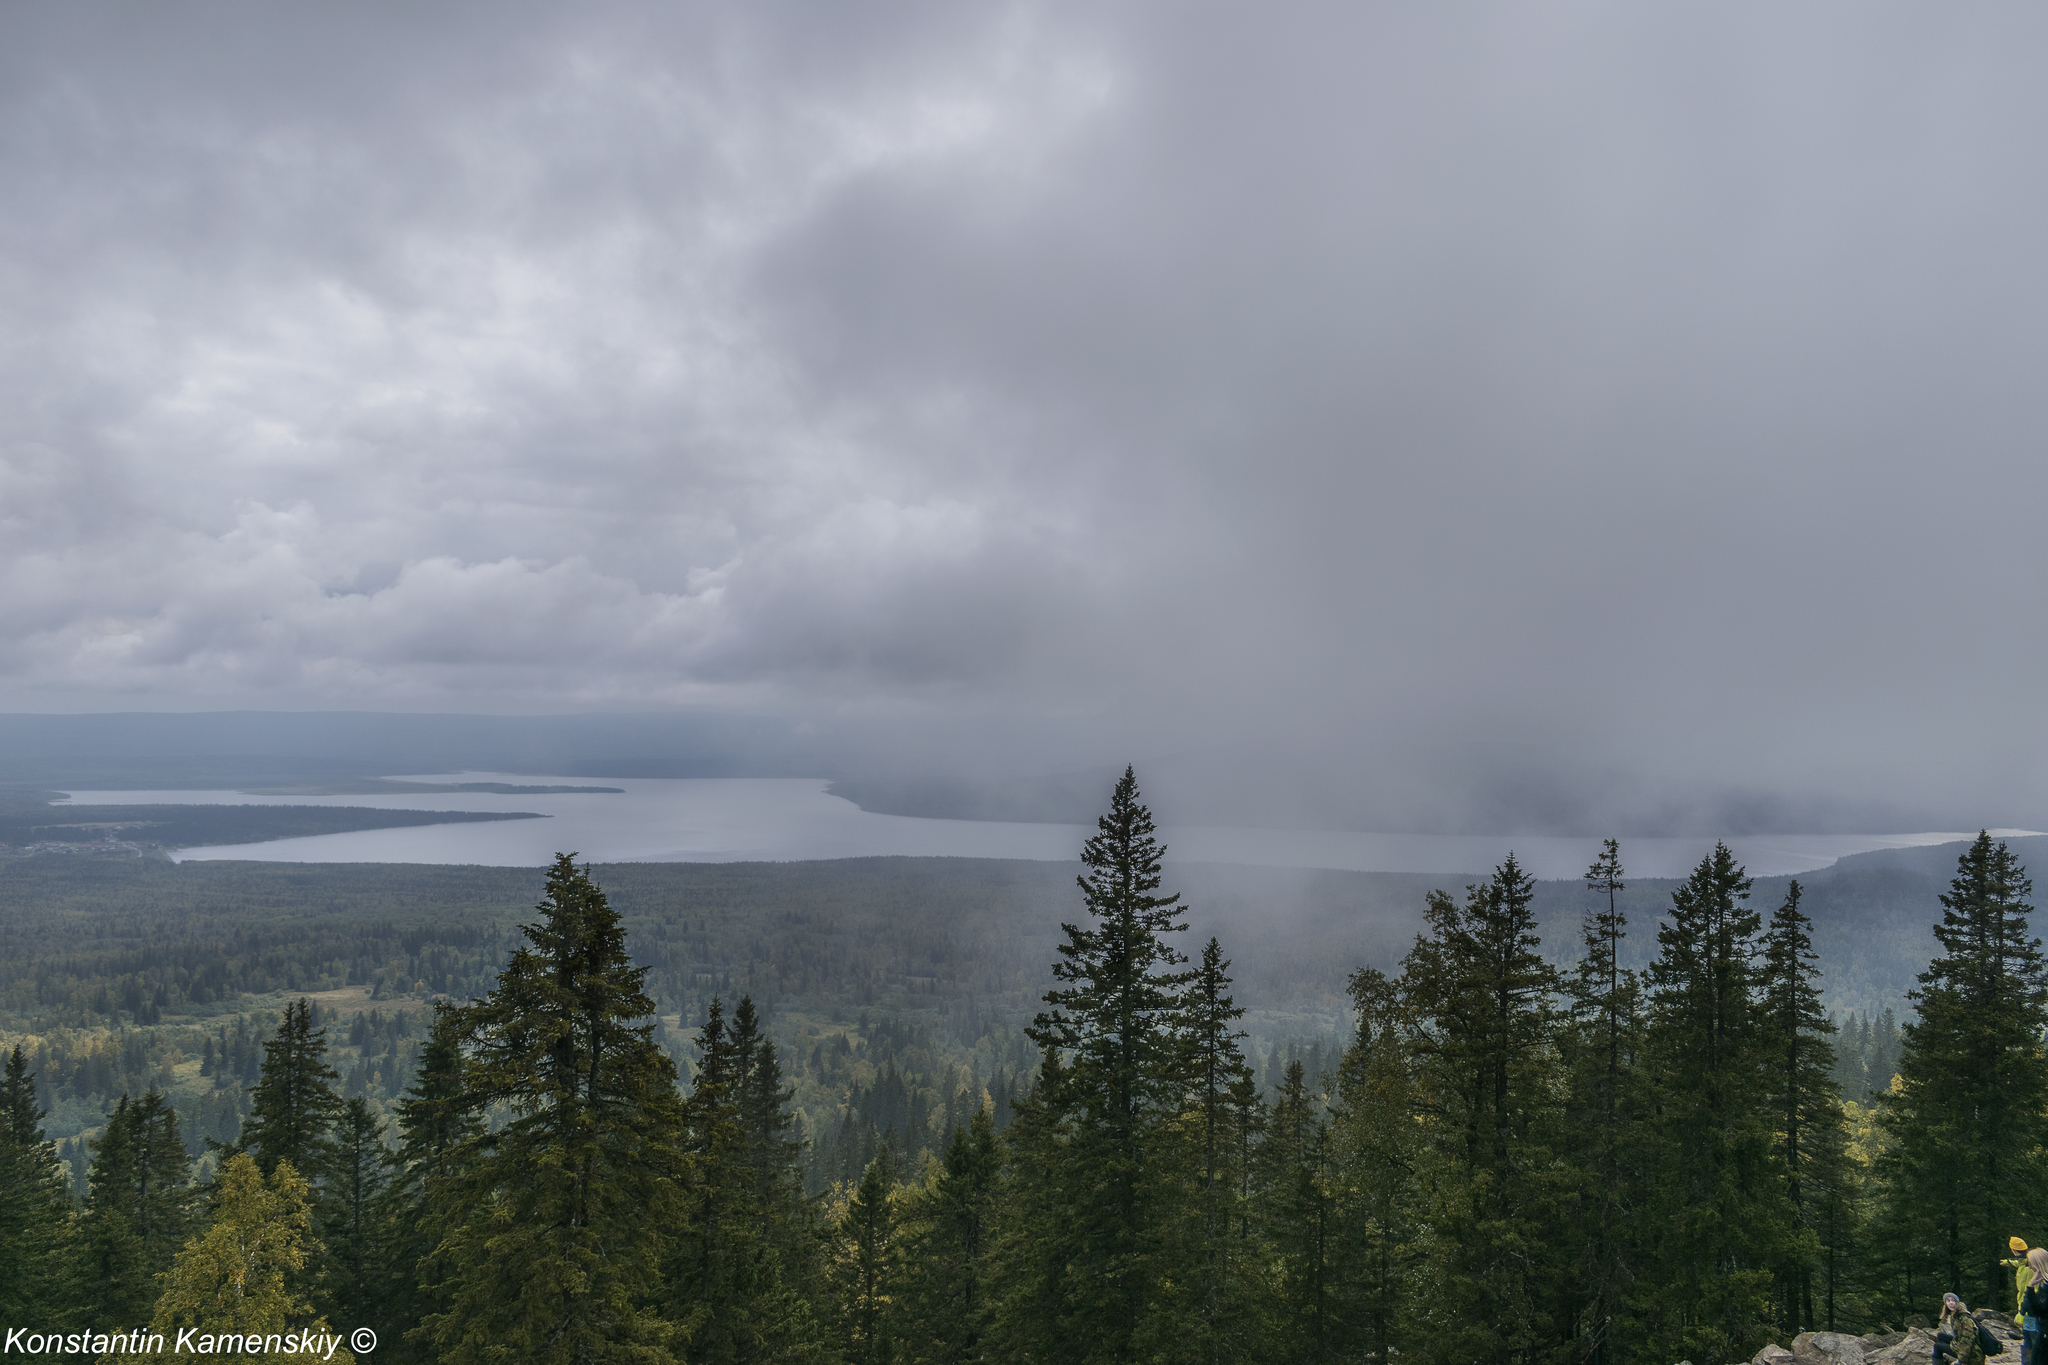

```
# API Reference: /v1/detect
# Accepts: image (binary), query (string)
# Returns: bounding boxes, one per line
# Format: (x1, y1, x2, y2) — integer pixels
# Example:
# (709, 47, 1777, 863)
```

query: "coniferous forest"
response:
(2, 770, 2044, 1365)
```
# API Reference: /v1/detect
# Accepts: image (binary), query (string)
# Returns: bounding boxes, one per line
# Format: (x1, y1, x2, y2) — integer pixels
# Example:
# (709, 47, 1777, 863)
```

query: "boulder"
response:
(1862, 1326, 1938, 1365)
(1792, 1333, 1865, 1365)
(1753, 1347, 1795, 1365)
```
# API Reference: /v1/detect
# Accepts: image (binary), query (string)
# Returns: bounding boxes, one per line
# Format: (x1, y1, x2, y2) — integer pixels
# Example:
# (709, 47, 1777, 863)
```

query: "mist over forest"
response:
(10, 2, 2048, 1363)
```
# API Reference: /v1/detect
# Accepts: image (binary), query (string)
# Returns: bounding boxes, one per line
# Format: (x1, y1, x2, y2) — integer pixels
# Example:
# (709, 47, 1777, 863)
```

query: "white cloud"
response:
(6, 1, 2048, 826)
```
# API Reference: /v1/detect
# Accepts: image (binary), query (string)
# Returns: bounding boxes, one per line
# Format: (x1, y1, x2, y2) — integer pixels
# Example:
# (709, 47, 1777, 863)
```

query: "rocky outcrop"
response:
(1793, 1332, 1876, 1365)
(1747, 1313, 2022, 1365)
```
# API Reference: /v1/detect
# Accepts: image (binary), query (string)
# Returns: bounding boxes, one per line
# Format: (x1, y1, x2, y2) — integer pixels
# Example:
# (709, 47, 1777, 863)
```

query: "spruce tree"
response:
(987, 1049, 1085, 1361)
(1225, 1071, 1265, 1246)
(0, 1044, 82, 1328)
(1882, 832, 2048, 1311)
(1022, 766, 1194, 1363)
(1640, 842, 1781, 1363)
(424, 853, 688, 1365)
(1805, 1123, 1860, 1333)
(731, 996, 817, 1287)
(1758, 880, 1849, 1332)
(83, 1097, 149, 1326)
(671, 995, 823, 1365)
(385, 1007, 483, 1365)
(323, 1098, 388, 1338)
(1261, 1061, 1346, 1365)
(83, 1089, 195, 1327)
(1173, 936, 1257, 1365)
(1331, 967, 1416, 1365)
(1563, 839, 1645, 1364)
(1400, 854, 1561, 1365)
(893, 1109, 1001, 1365)
(831, 1150, 898, 1365)
(240, 1000, 344, 1180)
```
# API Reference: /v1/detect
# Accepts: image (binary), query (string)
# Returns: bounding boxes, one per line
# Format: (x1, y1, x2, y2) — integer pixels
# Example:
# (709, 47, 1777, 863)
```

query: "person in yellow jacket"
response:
(2007, 1238, 2035, 1317)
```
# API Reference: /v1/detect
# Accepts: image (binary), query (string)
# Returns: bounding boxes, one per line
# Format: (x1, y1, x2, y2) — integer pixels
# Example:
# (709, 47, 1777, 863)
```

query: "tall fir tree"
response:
(1563, 839, 1645, 1365)
(235, 1001, 346, 1321)
(987, 1049, 1085, 1362)
(322, 1098, 389, 1339)
(830, 1149, 898, 1365)
(1640, 842, 1782, 1364)
(1261, 1061, 1346, 1365)
(240, 1000, 344, 1181)
(1331, 967, 1417, 1365)
(0, 1044, 82, 1328)
(1400, 854, 1561, 1365)
(424, 853, 689, 1365)
(893, 1108, 1001, 1365)
(731, 996, 819, 1292)
(1169, 936, 1259, 1365)
(83, 1089, 196, 1328)
(385, 1006, 484, 1365)
(1882, 832, 2048, 1311)
(1022, 766, 1195, 1363)
(1757, 880, 1850, 1333)
(1804, 1122, 1861, 1333)
(671, 995, 824, 1365)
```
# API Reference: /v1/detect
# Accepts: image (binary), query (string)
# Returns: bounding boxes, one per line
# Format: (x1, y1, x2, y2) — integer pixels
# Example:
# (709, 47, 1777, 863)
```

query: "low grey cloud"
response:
(4, 2, 2047, 831)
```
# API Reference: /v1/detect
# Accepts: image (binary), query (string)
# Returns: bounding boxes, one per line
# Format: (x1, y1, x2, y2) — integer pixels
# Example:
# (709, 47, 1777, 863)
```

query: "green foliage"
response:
(670, 994, 826, 1365)
(1021, 767, 1194, 1362)
(239, 1000, 344, 1180)
(1832, 1007, 1904, 1101)
(1880, 832, 2048, 1315)
(1560, 838, 1647, 1365)
(379, 1006, 482, 1365)
(830, 1151, 898, 1365)
(8, 812, 2048, 1363)
(83, 1089, 196, 1327)
(984, 1047, 1083, 1360)
(0, 1044, 82, 1327)
(424, 855, 688, 1365)
(1638, 842, 1783, 1362)
(1169, 936, 1259, 1365)
(1758, 881, 1851, 1331)
(1401, 854, 1563, 1364)
(116, 1153, 353, 1365)
(1258, 1061, 1345, 1365)
(322, 1098, 388, 1336)
(1330, 968, 1416, 1365)
(891, 1110, 1000, 1365)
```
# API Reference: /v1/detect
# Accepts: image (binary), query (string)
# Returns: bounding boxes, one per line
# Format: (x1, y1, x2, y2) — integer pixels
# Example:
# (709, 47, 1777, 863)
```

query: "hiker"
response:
(1936, 1292, 1988, 1365)
(2022, 1248, 2048, 1365)
(2006, 1238, 2034, 1317)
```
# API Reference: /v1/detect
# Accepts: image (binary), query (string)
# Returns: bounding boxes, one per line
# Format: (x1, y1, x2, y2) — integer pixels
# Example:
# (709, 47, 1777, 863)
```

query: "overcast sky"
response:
(5, 3, 2047, 831)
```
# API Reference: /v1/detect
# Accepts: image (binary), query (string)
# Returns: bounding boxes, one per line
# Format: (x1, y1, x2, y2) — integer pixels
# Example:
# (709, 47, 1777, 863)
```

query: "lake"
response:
(45, 774, 2029, 880)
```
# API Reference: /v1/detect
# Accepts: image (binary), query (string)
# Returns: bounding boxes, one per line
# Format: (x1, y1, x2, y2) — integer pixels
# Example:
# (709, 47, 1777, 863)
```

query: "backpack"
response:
(1974, 1314, 2003, 1359)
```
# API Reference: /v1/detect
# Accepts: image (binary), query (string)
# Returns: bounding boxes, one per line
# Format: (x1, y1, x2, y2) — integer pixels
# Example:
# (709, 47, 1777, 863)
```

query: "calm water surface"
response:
(46, 774, 2029, 879)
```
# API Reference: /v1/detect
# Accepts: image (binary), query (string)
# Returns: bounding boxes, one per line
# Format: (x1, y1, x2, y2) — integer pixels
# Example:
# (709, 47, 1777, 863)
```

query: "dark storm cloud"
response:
(3, 2, 2046, 830)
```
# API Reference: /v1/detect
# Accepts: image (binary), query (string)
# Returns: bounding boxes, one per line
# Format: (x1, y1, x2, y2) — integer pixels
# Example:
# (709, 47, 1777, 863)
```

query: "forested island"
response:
(0, 770, 2037, 1365)
(0, 797, 544, 855)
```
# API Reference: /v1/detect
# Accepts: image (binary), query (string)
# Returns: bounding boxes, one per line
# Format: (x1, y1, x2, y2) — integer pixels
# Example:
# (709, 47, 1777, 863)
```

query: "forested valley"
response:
(1, 770, 2041, 1365)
